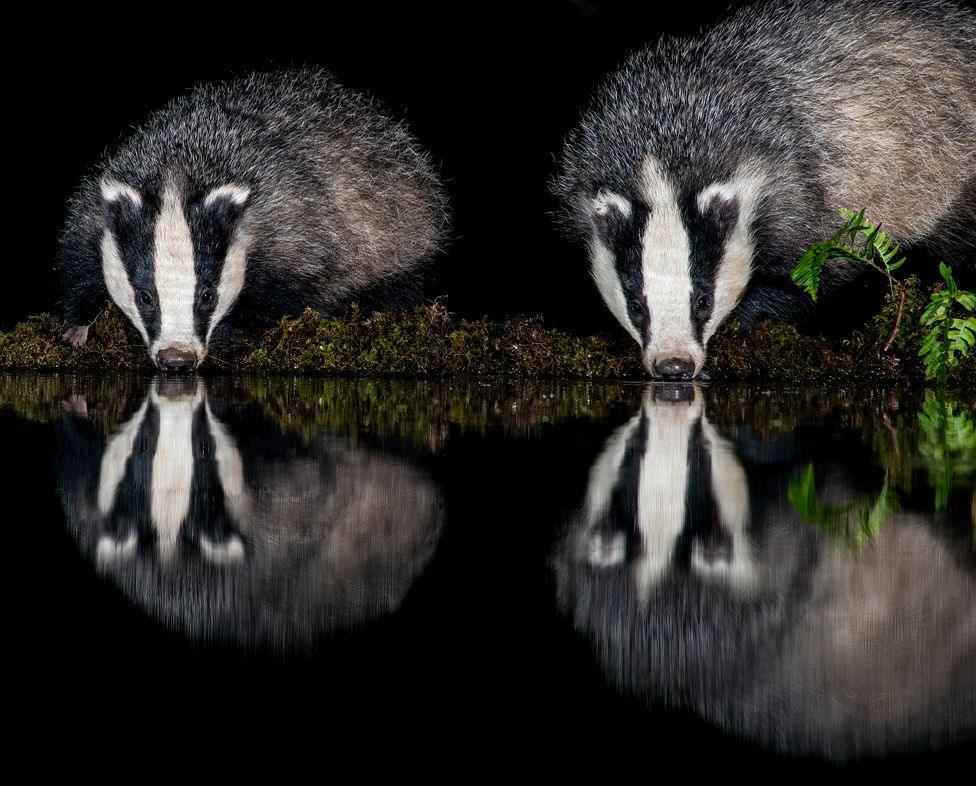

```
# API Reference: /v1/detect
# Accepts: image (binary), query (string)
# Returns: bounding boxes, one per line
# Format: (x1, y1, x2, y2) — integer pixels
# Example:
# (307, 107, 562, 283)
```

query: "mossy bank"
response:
(1, 278, 972, 384)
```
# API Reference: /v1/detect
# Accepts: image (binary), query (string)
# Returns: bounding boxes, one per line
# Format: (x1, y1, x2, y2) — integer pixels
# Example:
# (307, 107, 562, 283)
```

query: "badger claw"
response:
(62, 325, 90, 349)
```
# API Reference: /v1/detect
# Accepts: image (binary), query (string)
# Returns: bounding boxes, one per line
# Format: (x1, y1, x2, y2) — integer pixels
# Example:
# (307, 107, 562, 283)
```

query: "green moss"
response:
(0, 307, 147, 371)
(1, 277, 972, 383)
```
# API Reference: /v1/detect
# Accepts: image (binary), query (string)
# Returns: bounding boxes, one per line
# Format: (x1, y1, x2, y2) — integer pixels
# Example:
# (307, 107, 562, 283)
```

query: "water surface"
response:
(3, 374, 973, 766)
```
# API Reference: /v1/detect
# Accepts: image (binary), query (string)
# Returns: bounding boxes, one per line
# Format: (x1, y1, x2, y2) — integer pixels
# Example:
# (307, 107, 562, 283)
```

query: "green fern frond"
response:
(791, 208, 905, 300)
(919, 263, 976, 385)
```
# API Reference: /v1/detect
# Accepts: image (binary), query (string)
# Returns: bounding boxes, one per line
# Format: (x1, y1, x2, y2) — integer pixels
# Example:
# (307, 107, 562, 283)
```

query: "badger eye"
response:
(139, 290, 154, 307)
(200, 289, 215, 306)
(695, 293, 712, 315)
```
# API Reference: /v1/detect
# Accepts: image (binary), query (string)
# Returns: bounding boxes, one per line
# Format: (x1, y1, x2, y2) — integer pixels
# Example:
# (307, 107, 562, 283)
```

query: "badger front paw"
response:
(62, 325, 90, 348)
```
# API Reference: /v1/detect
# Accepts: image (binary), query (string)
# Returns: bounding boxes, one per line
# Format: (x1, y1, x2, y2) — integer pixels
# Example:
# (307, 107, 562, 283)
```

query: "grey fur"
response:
(56, 68, 449, 350)
(555, 0, 976, 329)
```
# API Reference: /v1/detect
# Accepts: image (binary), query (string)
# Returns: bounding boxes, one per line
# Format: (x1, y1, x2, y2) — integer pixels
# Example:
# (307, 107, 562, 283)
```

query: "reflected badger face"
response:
(55, 377, 445, 647)
(94, 376, 247, 562)
(587, 157, 763, 378)
(579, 384, 757, 598)
(99, 179, 251, 371)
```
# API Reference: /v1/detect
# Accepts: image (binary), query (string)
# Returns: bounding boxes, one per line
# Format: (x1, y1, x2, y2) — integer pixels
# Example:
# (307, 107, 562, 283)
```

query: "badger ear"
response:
(100, 178, 142, 207)
(201, 184, 251, 233)
(591, 189, 631, 219)
(100, 178, 143, 229)
(696, 183, 740, 231)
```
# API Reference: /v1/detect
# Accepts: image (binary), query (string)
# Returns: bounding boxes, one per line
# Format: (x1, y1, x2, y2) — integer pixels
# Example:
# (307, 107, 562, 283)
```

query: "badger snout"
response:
(155, 347, 200, 373)
(649, 354, 696, 380)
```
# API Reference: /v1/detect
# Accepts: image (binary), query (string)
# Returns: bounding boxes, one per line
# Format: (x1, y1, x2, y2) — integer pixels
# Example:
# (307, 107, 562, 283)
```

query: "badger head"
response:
(587, 157, 764, 379)
(99, 178, 251, 371)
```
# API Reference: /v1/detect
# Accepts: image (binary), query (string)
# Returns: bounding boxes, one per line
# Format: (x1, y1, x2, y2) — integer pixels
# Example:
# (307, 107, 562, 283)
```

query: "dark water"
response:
(3, 374, 974, 768)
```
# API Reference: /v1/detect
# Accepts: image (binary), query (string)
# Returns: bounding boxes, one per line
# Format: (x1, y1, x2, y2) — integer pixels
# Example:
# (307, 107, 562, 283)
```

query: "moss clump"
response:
(1, 277, 972, 383)
(236, 302, 644, 378)
(0, 308, 147, 371)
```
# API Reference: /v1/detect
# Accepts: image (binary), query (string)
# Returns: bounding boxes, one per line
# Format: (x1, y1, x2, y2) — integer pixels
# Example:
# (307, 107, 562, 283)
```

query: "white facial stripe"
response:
(589, 191, 641, 343)
(152, 184, 203, 358)
(590, 234, 641, 344)
(583, 408, 642, 568)
(204, 184, 251, 344)
(585, 410, 642, 523)
(633, 389, 702, 598)
(97, 398, 150, 516)
(692, 417, 756, 593)
(100, 178, 142, 207)
(205, 400, 250, 528)
(697, 169, 765, 344)
(640, 157, 697, 364)
(204, 184, 250, 207)
(149, 383, 204, 558)
(206, 229, 248, 344)
(101, 231, 149, 344)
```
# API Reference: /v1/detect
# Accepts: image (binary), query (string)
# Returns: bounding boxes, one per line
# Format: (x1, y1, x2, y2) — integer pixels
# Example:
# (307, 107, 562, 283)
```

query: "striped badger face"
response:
(95, 376, 247, 564)
(581, 385, 756, 599)
(100, 179, 251, 371)
(588, 158, 761, 378)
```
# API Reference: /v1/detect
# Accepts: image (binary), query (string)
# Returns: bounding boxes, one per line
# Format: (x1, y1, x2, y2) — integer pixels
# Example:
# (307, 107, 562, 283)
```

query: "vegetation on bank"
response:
(1, 279, 972, 383)
(792, 209, 975, 387)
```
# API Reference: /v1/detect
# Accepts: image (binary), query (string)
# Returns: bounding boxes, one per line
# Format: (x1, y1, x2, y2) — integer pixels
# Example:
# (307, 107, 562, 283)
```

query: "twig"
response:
(882, 285, 906, 353)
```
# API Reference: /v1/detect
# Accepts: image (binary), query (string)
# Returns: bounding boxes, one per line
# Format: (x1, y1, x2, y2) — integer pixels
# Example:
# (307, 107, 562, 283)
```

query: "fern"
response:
(917, 390, 976, 510)
(918, 263, 976, 387)
(793, 209, 974, 382)
(791, 209, 906, 301)
(788, 463, 897, 550)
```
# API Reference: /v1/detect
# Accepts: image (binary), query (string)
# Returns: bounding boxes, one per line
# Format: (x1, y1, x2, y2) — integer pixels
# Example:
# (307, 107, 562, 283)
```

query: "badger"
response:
(554, 385, 976, 759)
(55, 376, 444, 647)
(555, 0, 976, 379)
(55, 68, 449, 371)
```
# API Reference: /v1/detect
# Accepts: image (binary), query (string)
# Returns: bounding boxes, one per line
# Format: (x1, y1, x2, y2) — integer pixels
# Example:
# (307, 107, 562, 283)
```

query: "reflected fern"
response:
(917, 391, 976, 510)
(788, 463, 898, 550)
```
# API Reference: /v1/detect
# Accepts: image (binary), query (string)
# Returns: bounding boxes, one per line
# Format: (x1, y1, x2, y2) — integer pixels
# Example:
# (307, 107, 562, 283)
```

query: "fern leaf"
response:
(791, 242, 830, 300)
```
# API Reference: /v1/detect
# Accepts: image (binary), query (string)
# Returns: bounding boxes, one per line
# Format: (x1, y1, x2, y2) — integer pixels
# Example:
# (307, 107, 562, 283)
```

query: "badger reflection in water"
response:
(555, 385, 976, 760)
(56, 377, 443, 647)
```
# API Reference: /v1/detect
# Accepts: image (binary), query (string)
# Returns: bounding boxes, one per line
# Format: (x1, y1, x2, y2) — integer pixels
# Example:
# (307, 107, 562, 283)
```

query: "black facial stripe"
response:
(105, 193, 161, 343)
(189, 192, 248, 342)
(188, 403, 241, 550)
(680, 193, 739, 344)
(594, 197, 652, 343)
(673, 417, 724, 572)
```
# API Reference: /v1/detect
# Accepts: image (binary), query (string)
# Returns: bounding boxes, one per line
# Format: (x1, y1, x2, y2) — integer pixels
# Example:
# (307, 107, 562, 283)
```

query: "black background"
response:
(8, 0, 752, 334)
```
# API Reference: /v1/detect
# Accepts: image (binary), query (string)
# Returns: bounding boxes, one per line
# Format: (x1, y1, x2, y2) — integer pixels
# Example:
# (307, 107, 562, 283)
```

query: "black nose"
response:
(156, 348, 198, 372)
(652, 356, 695, 379)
